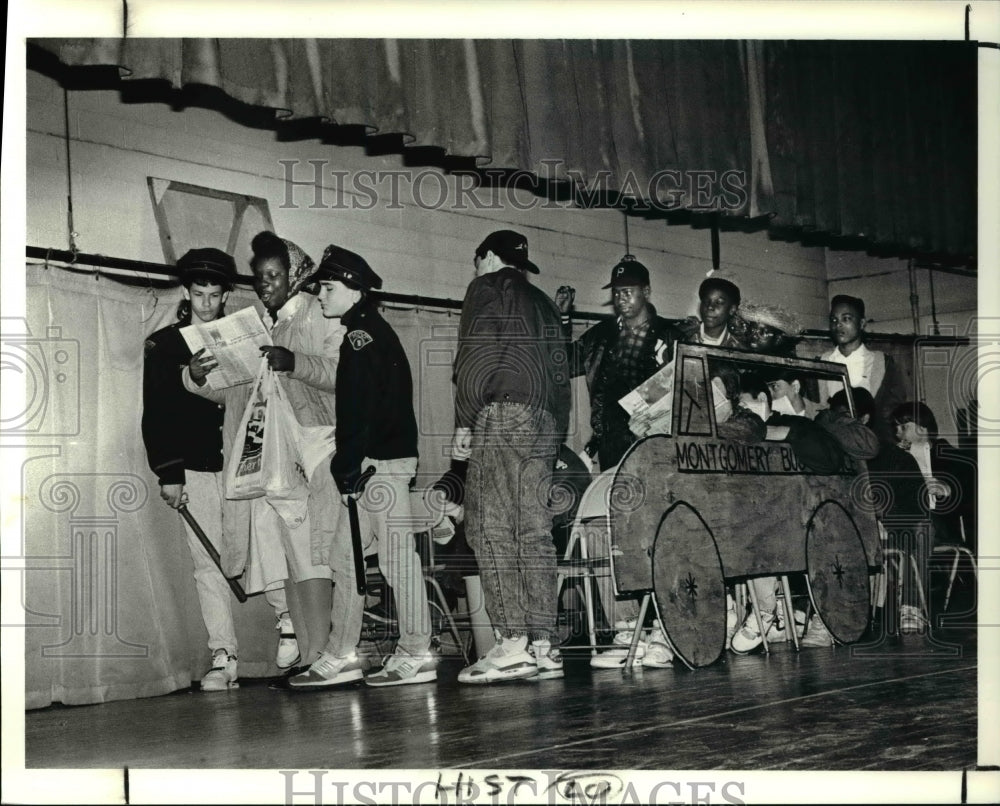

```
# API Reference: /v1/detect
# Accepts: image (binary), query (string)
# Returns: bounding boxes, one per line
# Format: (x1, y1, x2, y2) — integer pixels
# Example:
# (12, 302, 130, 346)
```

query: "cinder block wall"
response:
(26, 68, 980, 441)
(27, 69, 831, 325)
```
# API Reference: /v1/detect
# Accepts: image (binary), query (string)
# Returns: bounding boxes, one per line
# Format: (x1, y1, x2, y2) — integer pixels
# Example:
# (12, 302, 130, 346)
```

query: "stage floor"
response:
(26, 620, 979, 772)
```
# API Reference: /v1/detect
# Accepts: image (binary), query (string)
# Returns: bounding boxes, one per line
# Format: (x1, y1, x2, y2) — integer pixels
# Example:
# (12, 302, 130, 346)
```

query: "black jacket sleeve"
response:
(141, 331, 187, 486)
(453, 278, 501, 429)
(330, 331, 378, 494)
(774, 414, 846, 474)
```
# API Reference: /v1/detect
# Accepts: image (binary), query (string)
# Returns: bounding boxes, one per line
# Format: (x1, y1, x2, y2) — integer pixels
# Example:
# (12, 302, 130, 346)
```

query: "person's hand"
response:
(452, 427, 473, 460)
(927, 477, 951, 499)
(160, 484, 185, 509)
(554, 286, 576, 314)
(340, 492, 361, 507)
(261, 345, 295, 372)
(188, 348, 218, 385)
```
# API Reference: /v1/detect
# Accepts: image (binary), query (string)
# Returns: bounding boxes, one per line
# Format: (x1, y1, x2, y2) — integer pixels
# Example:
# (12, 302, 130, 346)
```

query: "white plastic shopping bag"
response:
(226, 358, 269, 499)
(262, 372, 335, 528)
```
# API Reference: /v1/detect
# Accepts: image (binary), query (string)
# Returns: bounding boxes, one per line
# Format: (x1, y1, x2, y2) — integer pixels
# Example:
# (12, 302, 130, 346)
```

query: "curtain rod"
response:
(25, 246, 968, 344)
(25, 245, 614, 321)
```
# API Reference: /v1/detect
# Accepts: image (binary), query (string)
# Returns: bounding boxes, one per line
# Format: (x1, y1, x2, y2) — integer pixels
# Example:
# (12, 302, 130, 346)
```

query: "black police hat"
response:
(309, 244, 383, 291)
(177, 247, 237, 287)
(602, 257, 650, 289)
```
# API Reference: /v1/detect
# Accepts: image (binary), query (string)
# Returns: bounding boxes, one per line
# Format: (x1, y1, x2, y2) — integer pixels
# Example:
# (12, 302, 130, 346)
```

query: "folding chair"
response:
(361, 490, 472, 664)
(556, 469, 617, 656)
(932, 516, 978, 613)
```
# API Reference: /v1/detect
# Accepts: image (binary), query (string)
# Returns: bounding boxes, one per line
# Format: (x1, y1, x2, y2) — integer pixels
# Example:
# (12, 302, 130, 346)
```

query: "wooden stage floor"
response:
(26, 622, 981, 773)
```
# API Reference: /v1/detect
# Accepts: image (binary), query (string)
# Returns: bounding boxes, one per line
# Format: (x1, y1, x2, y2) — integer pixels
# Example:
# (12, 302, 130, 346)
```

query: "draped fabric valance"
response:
(29, 38, 977, 268)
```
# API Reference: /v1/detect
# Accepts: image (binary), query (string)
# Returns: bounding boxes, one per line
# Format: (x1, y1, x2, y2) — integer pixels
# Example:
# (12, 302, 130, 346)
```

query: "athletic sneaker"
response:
(793, 609, 809, 638)
(201, 650, 238, 691)
(726, 595, 739, 643)
(642, 623, 674, 668)
(771, 600, 788, 641)
(288, 651, 364, 689)
(458, 634, 537, 684)
(591, 618, 647, 668)
(899, 604, 928, 634)
(730, 609, 780, 655)
(365, 647, 438, 687)
(275, 613, 300, 669)
(800, 614, 834, 647)
(530, 640, 564, 680)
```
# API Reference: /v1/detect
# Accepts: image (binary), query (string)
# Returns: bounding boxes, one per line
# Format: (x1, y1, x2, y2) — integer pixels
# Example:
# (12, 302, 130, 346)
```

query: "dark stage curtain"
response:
(30, 38, 977, 266)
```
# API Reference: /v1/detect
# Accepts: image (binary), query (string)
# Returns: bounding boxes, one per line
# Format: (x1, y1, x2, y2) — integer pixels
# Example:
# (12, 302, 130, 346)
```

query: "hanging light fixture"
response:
(620, 207, 636, 264)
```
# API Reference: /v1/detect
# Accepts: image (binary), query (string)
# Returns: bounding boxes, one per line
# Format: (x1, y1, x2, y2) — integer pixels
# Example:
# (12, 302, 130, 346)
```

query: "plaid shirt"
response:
(568, 304, 681, 467)
(611, 316, 653, 391)
(588, 316, 652, 454)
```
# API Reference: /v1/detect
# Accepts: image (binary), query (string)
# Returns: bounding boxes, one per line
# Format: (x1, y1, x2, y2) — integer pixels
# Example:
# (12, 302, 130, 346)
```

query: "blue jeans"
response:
(465, 403, 561, 642)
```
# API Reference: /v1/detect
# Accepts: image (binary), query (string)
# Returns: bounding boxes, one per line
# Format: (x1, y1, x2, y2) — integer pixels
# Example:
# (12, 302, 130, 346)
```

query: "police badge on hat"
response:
(347, 330, 373, 350)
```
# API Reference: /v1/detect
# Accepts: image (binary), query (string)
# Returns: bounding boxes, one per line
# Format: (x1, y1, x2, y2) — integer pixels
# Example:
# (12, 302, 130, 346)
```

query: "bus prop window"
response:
(678, 355, 712, 436)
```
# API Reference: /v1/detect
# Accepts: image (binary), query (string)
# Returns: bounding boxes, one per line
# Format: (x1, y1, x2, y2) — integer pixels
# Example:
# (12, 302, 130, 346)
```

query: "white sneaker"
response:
(900, 605, 928, 634)
(730, 609, 779, 654)
(288, 651, 365, 688)
(642, 623, 674, 668)
(726, 595, 739, 643)
(591, 619, 647, 669)
(458, 634, 537, 684)
(365, 648, 437, 687)
(275, 613, 300, 669)
(201, 650, 238, 691)
(530, 640, 564, 680)
(800, 614, 834, 647)
(793, 609, 808, 638)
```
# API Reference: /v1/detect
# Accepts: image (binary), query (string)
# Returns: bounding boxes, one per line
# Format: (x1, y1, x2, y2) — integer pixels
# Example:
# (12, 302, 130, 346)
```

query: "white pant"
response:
(181, 471, 287, 654)
(325, 457, 431, 657)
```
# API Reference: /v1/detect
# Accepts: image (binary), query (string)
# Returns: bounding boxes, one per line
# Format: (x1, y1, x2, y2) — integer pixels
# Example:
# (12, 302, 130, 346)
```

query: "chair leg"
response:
(624, 593, 652, 676)
(744, 580, 770, 654)
(943, 550, 960, 613)
(905, 554, 930, 623)
(779, 575, 800, 651)
(426, 576, 470, 664)
(579, 570, 600, 658)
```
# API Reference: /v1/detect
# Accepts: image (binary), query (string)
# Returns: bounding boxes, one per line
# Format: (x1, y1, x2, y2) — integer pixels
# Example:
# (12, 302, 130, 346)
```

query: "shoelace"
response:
(386, 657, 420, 675)
(210, 652, 235, 670)
(313, 654, 350, 675)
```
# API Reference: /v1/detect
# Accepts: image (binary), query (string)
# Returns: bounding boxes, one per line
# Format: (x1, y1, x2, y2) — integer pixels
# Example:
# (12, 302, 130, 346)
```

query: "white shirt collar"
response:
(831, 342, 870, 363)
(700, 324, 727, 346)
(275, 293, 306, 323)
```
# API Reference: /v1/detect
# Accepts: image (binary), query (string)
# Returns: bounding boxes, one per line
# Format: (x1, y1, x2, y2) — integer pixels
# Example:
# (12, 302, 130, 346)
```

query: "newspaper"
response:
(619, 359, 675, 438)
(180, 306, 272, 390)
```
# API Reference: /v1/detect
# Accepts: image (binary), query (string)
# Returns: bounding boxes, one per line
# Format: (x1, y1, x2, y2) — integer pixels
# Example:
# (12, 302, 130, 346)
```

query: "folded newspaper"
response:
(181, 306, 273, 390)
(619, 359, 675, 438)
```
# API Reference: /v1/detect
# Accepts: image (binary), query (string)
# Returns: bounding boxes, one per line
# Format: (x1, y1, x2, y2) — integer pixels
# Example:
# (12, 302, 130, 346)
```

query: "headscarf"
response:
(738, 300, 803, 336)
(283, 239, 316, 296)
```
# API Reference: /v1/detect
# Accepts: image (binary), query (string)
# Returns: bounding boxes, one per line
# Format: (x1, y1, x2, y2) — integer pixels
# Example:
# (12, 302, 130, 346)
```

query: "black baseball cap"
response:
(476, 230, 540, 274)
(177, 247, 237, 288)
(602, 258, 650, 289)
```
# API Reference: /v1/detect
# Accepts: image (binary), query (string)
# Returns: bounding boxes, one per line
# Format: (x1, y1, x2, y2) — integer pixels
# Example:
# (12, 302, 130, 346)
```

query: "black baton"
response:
(178, 504, 248, 603)
(347, 466, 377, 595)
